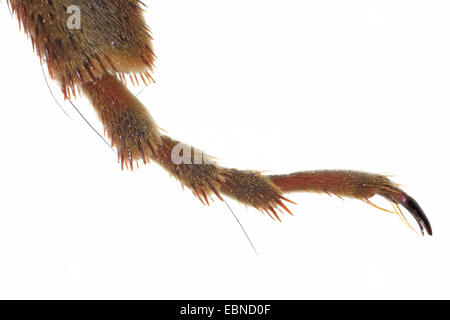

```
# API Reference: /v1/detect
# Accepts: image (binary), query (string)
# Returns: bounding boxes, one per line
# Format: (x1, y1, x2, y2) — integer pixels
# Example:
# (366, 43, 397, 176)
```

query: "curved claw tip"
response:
(382, 190, 432, 236)
(400, 194, 432, 236)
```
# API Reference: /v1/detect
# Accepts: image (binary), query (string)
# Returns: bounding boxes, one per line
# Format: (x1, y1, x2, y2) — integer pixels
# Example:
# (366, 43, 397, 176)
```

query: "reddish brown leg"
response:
(268, 170, 432, 235)
(7, 0, 431, 237)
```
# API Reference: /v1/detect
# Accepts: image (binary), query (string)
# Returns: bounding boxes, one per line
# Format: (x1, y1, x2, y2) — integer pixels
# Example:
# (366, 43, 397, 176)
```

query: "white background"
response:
(0, 0, 448, 299)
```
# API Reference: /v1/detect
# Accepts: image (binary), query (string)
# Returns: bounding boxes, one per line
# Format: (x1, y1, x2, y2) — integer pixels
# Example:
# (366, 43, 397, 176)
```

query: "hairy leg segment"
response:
(7, 0, 432, 235)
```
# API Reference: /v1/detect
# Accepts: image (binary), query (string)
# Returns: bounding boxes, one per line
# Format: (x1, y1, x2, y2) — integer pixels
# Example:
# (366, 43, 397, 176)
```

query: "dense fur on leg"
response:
(7, 0, 155, 98)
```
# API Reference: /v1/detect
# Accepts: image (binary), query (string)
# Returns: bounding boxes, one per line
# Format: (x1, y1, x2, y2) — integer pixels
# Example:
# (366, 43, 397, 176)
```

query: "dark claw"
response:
(381, 189, 432, 236)
(400, 194, 432, 236)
